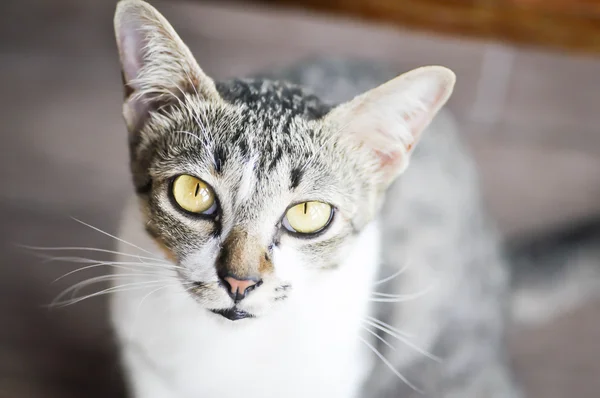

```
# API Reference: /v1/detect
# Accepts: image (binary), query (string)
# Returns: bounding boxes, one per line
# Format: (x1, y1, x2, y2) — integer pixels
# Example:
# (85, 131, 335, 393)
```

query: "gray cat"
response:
(109, 1, 521, 397)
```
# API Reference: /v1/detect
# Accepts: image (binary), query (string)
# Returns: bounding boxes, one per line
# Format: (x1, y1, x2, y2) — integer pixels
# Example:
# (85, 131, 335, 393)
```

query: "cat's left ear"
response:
(114, 0, 220, 133)
(323, 66, 455, 187)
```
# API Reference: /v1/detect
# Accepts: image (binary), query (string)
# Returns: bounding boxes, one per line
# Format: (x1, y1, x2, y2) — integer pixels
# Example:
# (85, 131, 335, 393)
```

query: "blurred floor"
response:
(1, 0, 600, 397)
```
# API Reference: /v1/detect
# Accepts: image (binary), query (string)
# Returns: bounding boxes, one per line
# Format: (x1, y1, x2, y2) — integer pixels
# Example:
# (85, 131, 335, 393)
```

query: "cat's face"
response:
(135, 89, 375, 319)
(114, 0, 455, 321)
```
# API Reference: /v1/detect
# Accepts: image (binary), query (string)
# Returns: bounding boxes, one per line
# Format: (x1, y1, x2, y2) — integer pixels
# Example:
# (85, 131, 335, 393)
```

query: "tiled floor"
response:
(1, 0, 600, 397)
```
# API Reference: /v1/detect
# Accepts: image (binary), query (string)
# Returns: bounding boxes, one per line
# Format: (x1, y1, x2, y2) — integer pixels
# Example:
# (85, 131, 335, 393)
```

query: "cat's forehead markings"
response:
(236, 155, 258, 204)
(215, 79, 331, 121)
(213, 145, 226, 174)
(290, 167, 303, 190)
(207, 77, 332, 199)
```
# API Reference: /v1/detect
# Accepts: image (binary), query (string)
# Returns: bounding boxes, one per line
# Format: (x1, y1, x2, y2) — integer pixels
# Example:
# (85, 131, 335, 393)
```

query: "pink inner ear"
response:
(369, 84, 446, 176)
(119, 21, 147, 89)
(408, 87, 446, 139)
(374, 149, 403, 174)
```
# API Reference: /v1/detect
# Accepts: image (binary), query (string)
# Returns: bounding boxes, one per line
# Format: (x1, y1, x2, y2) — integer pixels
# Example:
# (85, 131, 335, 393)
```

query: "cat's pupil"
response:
(194, 183, 200, 197)
(303, 203, 308, 214)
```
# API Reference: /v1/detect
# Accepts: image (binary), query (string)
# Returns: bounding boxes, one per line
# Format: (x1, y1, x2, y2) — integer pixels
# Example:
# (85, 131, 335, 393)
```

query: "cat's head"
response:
(114, 0, 455, 321)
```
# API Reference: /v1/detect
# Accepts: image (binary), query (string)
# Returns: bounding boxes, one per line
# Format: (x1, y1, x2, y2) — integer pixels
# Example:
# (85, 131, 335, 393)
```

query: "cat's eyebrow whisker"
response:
(163, 80, 197, 118)
(183, 96, 206, 136)
(173, 128, 214, 157)
(358, 336, 422, 393)
(360, 324, 396, 351)
(70, 217, 156, 256)
(18, 245, 170, 264)
(181, 71, 213, 146)
(174, 130, 202, 142)
(167, 79, 213, 150)
(363, 319, 441, 363)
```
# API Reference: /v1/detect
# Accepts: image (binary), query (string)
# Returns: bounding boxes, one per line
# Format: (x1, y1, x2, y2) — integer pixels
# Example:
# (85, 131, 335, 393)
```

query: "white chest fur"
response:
(110, 198, 380, 398)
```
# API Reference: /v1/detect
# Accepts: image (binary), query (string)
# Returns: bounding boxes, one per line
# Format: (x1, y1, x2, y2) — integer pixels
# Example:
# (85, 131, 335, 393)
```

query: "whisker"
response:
(371, 292, 423, 298)
(127, 283, 174, 342)
(18, 245, 169, 264)
(50, 284, 165, 308)
(364, 316, 414, 338)
(70, 218, 155, 256)
(135, 283, 180, 316)
(50, 279, 178, 308)
(174, 130, 202, 142)
(368, 298, 418, 303)
(372, 261, 410, 286)
(136, 252, 151, 264)
(128, 281, 200, 342)
(358, 336, 421, 393)
(53, 262, 146, 282)
(132, 279, 194, 321)
(52, 273, 174, 303)
(363, 319, 441, 362)
(368, 284, 435, 303)
(53, 261, 178, 283)
(34, 254, 169, 267)
(37, 254, 180, 270)
(360, 324, 396, 351)
(170, 77, 211, 147)
(165, 76, 215, 153)
(183, 70, 208, 124)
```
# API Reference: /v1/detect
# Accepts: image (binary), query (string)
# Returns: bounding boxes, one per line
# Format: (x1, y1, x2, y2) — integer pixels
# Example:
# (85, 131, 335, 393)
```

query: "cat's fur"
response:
(110, 1, 521, 397)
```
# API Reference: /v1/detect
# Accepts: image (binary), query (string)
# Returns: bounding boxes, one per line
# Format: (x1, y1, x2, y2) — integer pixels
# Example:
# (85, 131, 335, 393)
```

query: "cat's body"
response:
(110, 1, 520, 397)
(112, 110, 516, 398)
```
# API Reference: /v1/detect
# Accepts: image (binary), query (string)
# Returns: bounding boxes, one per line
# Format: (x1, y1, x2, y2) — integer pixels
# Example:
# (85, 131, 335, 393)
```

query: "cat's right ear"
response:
(114, 0, 219, 133)
(322, 66, 455, 189)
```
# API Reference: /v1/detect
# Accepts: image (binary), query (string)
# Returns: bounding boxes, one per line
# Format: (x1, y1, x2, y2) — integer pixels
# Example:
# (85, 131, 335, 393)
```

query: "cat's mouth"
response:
(210, 307, 254, 321)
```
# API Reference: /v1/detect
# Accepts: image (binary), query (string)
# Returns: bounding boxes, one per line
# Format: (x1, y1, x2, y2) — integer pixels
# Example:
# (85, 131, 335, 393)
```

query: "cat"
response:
(110, 1, 522, 397)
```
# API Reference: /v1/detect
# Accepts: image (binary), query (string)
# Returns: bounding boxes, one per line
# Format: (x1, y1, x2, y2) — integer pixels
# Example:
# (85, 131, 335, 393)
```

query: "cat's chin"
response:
(209, 307, 255, 321)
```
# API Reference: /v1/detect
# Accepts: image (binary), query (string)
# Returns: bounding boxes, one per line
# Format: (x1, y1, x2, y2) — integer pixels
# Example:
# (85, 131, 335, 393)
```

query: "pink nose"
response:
(221, 275, 262, 303)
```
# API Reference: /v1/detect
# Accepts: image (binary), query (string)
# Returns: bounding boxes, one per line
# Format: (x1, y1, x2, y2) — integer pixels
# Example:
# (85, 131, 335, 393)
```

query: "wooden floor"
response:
(1, 1, 600, 397)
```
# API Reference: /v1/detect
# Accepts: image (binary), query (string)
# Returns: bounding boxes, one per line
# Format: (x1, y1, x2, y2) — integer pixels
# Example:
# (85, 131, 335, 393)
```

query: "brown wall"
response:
(251, 0, 600, 54)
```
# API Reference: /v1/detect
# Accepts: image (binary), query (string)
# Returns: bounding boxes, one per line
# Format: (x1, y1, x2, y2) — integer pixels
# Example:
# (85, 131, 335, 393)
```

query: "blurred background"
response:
(1, 0, 599, 397)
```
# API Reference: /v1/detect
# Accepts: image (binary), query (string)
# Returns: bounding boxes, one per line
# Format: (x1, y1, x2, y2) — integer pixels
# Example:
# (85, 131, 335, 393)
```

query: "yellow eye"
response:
(283, 201, 333, 234)
(172, 175, 217, 215)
